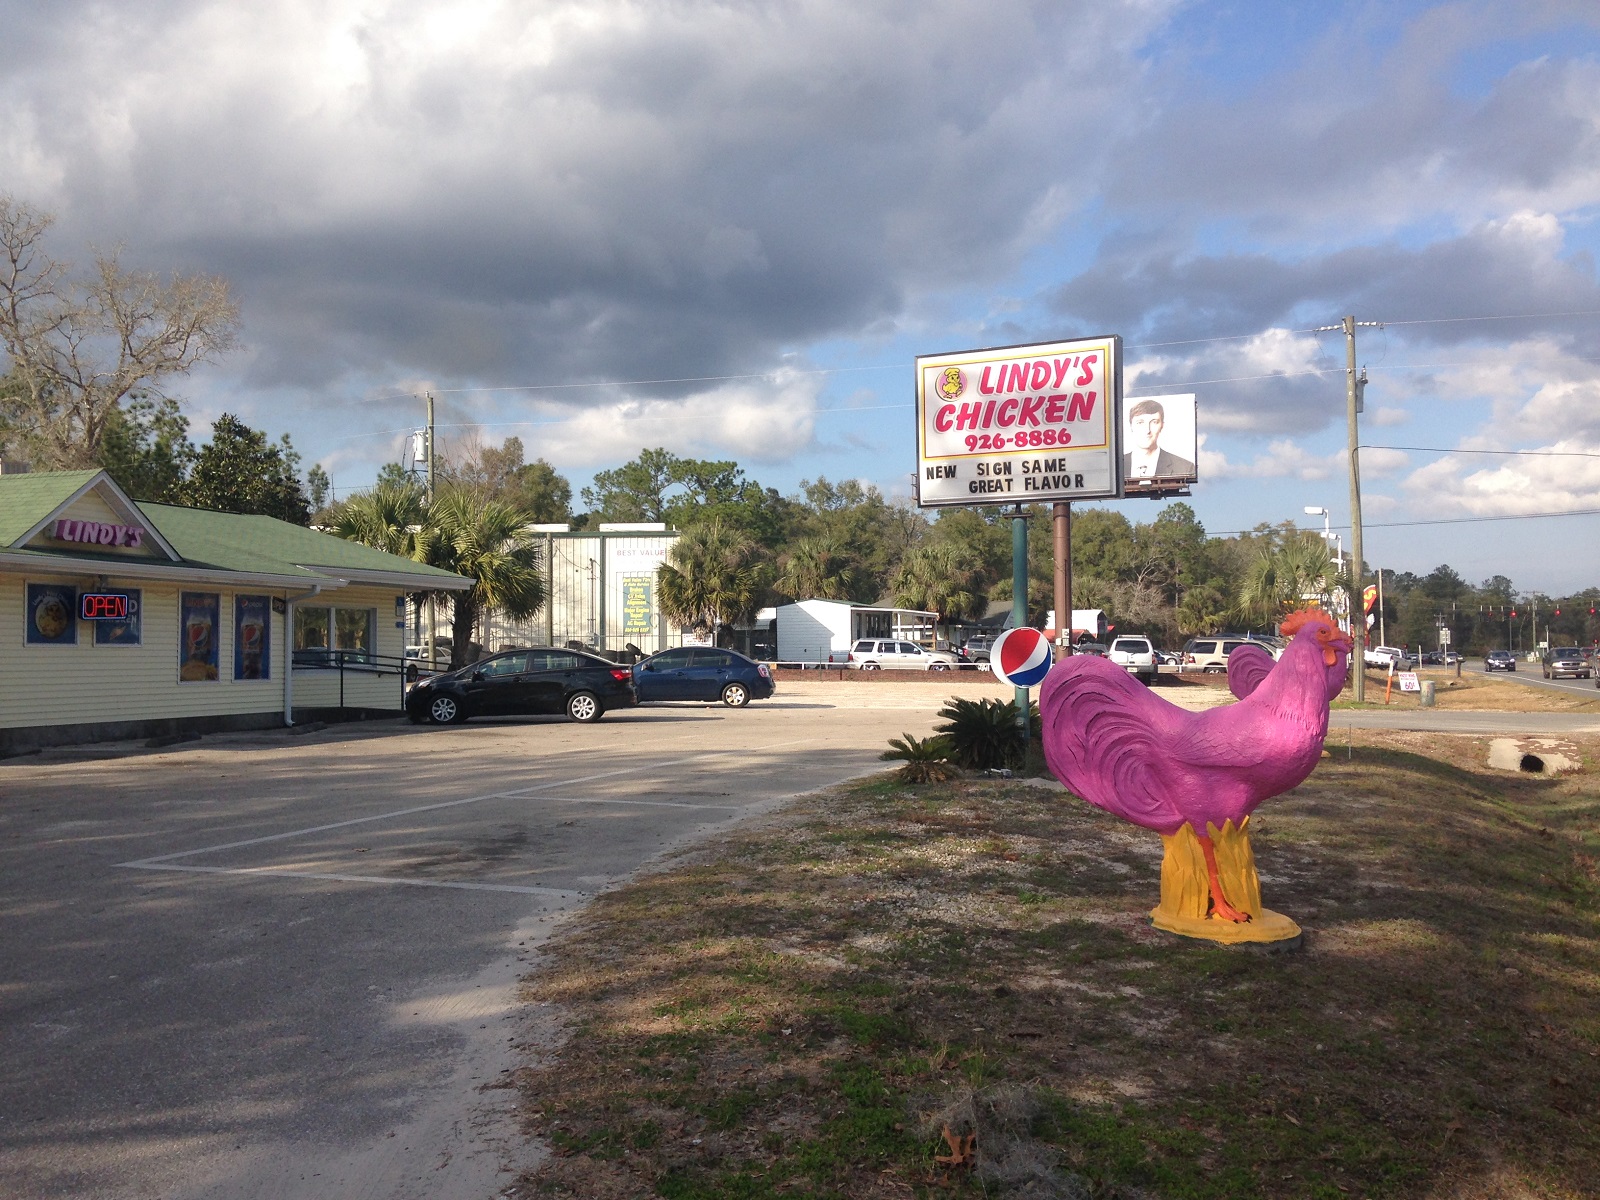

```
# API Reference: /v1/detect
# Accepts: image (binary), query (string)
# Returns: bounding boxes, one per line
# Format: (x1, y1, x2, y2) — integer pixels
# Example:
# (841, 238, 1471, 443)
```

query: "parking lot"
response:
(0, 686, 997, 1200)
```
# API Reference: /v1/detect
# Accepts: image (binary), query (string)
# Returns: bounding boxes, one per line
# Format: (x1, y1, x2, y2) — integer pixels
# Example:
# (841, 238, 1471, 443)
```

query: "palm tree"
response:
(423, 487, 546, 667)
(327, 480, 429, 556)
(774, 537, 863, 602)
(891, 545, 986, 625)
(1237, 533, 1338, 625)
(657, 521, 767, 646)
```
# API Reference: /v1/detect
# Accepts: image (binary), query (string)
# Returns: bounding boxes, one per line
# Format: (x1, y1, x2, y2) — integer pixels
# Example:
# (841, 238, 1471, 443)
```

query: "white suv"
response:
(848, 639, 959, 671)
(1107, 636, 1158, 685)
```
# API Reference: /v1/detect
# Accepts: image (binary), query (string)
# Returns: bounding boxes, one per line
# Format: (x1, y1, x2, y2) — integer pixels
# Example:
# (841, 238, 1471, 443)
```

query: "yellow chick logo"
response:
(936, 367, 966, 400)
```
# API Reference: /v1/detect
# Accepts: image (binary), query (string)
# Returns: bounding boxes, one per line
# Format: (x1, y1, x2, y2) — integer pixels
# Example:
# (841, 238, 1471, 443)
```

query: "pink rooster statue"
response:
(1040, 608, 1352, 943)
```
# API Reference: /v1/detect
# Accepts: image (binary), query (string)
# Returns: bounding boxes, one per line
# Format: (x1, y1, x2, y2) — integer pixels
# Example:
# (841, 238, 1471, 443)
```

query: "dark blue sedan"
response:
(632, 647, 775, 707)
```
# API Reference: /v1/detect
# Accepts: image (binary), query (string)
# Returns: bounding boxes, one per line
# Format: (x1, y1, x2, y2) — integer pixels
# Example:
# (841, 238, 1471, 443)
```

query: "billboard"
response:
(1120, 393, 1197, 496)
(915, 335, 1122, 507)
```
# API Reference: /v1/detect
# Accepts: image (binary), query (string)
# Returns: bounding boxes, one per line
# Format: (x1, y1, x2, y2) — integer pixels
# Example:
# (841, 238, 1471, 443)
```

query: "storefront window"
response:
(94, 588, 142, 646)
(335, 608, 375, 662)
(295, 606, 331, 651)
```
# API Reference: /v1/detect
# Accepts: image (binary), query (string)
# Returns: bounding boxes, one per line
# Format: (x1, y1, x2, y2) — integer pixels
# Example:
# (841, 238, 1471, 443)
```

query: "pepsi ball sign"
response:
(991, 627, 1052, 688)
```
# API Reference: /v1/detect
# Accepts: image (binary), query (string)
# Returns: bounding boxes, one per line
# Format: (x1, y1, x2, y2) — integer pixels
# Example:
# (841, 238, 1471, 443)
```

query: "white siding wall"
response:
(0, 574, 286, 730)
(775, 601, 854, 663)
(0, 575, 410, 731)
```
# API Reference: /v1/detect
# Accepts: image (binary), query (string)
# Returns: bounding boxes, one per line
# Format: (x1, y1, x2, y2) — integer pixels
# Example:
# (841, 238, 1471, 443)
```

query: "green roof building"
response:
(0, 470, 472, 750)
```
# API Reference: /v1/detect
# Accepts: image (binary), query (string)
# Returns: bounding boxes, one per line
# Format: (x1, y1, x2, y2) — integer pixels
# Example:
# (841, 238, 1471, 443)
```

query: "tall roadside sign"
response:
(915, 335, 1123, 731)
(914, 335, 1123, 507)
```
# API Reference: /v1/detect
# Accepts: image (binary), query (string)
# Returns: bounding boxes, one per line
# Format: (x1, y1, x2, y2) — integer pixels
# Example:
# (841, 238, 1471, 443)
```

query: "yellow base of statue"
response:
(1149, 817, 1302, 944)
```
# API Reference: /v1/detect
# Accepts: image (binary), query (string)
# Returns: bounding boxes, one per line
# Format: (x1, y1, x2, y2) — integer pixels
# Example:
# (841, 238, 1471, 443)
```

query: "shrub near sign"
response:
(915, 335, 1123, 507)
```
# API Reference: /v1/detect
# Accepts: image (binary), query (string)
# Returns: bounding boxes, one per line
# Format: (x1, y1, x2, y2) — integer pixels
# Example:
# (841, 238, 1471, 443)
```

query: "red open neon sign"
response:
(80, 593, 130, 620)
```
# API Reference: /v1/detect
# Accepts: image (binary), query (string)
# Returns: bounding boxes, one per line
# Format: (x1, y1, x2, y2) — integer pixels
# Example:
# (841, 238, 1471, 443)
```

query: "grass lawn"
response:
(509, 731, 1600, 1200)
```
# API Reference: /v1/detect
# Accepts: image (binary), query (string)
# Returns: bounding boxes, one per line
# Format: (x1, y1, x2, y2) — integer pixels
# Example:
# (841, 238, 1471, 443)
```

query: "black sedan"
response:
(407, 648, 636, 724)
(1484, 649, 1517, 672)
(632, 647, 775, 707)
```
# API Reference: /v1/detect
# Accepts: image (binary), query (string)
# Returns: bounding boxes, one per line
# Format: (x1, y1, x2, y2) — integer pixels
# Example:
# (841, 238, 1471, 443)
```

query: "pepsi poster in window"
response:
(235, 595, 271, 680)
(95, 588, 142, 645)
(179, 592, 220, 682)
(26, 583, 76, 644)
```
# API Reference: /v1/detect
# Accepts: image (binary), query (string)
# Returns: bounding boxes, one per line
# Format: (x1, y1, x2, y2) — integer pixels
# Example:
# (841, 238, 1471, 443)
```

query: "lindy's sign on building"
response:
(914, 335, 1123, 507)
(50, 518, 149, 548)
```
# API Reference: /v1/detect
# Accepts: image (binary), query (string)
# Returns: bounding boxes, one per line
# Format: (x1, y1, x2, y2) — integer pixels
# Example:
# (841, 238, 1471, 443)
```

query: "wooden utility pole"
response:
(1317, 316, 1379, 699)
(426, 391, 437, 670)
(1053, 502, 1071, 657)
(1345, 316, 1365, 700)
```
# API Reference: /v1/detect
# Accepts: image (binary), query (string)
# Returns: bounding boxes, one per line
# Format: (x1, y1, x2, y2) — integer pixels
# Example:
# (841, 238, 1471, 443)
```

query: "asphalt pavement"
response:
(0, 695, 957, 1200)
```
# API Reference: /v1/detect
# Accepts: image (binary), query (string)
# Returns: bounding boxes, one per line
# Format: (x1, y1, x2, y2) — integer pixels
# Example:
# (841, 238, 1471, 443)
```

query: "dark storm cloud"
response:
(1054, 212, 1600, 347)
(1103, 7, 1600, 233)
(1054, 209, 1600, 439)
(0, 0, 1175, 402)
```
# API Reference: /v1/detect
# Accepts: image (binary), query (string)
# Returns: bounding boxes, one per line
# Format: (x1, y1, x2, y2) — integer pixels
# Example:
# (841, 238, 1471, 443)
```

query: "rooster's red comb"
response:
(1278, 607, 1328, 638)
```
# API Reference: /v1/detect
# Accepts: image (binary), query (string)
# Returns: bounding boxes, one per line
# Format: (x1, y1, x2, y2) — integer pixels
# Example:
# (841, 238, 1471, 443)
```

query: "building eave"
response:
(0, 550, 346, 591)
(292, 565, 475, 591)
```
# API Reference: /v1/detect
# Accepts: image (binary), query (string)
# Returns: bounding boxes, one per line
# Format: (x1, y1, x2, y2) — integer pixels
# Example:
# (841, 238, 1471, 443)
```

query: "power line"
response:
(1211, 506, 1600, 537)
(1363, 444, 1600, 459)
(1379, 308, 1600, 328)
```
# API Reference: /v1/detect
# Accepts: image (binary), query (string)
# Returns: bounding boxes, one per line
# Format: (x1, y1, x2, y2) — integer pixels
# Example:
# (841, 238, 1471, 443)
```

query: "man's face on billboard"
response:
(1131, 408, 1163, 453)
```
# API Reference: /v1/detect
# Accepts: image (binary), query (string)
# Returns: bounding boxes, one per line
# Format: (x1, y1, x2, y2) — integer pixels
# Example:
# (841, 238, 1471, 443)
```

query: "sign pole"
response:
(1053, 501, 1071, 658)
(1012, 505, 1029, 745)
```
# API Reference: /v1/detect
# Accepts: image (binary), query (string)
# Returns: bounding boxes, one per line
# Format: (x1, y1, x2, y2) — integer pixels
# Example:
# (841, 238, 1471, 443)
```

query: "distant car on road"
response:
(407, 647, 636, 724)
(847, 639, 960, 671)
(1484, 650, 1516, 672)
(1075, 642, 1109, 658)
(633, 647, 774, 706)
(1542, 647, 1592, 680)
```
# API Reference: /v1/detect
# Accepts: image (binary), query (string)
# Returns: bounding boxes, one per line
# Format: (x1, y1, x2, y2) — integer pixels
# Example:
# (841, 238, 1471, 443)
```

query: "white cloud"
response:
(462, 369, 823, 469)
(1402, 440, 1600, 516)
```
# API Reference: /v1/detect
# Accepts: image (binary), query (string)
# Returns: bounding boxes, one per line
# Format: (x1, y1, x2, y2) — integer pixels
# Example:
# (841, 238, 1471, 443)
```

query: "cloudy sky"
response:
(6, 0, 1600, 595)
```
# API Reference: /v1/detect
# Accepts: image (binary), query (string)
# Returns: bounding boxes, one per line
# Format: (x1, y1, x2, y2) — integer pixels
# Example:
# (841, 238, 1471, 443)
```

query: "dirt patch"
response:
(506, 731, 1600, 1199)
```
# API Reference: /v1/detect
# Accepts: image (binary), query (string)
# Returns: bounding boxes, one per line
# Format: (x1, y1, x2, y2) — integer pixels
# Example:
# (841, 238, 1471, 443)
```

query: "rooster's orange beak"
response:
(1322, 630, 1353, 666)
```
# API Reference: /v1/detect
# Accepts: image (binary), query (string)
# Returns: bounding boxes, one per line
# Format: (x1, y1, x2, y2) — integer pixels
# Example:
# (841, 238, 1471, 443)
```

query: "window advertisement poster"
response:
(179, 591, 221, 682)
(1121, 393, 1199, 496)
(94, 588, 143, 646)
(915, 335, 1123, 507)
(621, 575, 654, 636)
(26, 582, 77, 645)
(235, 594, 271, 680)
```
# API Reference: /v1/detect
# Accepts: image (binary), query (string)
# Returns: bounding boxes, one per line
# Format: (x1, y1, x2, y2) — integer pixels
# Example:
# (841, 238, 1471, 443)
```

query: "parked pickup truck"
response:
(1364, 645, 1414, 670)
(1107, 635, 1158, 686)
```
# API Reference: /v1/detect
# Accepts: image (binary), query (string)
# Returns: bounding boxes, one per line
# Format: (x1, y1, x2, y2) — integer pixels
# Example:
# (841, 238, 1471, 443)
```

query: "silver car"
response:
(1543, 647, 1592, 680)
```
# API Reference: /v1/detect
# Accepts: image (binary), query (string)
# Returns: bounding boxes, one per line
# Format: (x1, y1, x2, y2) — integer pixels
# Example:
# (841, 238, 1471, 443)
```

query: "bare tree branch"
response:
(0, 196, 240, 468)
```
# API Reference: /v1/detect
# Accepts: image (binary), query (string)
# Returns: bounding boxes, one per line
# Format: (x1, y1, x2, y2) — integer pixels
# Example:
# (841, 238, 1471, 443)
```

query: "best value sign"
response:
(915, 335, 1122, 507)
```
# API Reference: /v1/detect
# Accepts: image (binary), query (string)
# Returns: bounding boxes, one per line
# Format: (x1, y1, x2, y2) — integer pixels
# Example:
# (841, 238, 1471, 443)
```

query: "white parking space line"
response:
(118, 862, 587, 897)
(546, 796, 742, 811)
(116, 738, 818, 888)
